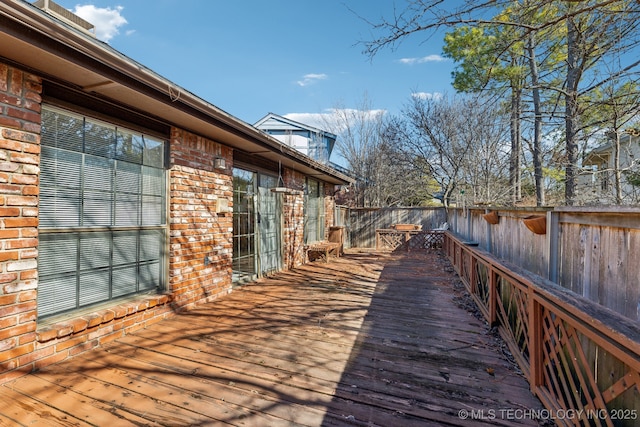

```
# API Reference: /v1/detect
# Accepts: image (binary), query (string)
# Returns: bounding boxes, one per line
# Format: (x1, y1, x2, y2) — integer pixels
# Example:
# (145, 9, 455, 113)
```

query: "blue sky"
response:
(50, 1, 455, 128)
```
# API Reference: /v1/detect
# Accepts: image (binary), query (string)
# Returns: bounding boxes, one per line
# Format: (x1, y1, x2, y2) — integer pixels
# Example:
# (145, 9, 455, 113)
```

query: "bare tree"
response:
(323, 95, 393, 207)
(359, 0, 640, 206)
(394, 93, 511, 207)
(325, 94, 442, 207)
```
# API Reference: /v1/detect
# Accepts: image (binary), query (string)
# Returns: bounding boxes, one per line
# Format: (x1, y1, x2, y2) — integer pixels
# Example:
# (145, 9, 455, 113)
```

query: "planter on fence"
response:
(522, 215, 546, 234)
(483, 211, 499, 224)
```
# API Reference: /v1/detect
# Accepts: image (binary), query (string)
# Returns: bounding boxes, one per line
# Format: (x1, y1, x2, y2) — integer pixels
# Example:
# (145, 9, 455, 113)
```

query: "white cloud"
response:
(284, 113, 330, 129)
(296, 73, 328, 87)
(398, 55, 447, 65)
(285, 108, 387, 134)
(73, 5, 128, 42)
(411, 92, 443, 101)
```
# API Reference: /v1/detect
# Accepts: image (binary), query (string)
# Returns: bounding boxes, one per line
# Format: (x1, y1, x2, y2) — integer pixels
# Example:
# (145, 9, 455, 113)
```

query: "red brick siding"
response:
(0, 65, 42, 382)
(324, 183, 336, 240)
(0, 62, 339, 384)
(169, 128, 233, 310)
(25, 294, 173, 373)
(0, 64, 168, 384)
(0, 65, 41, 134)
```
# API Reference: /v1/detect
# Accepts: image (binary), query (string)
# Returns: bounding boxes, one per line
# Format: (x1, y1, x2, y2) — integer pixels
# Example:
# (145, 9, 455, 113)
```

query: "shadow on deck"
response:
(0, 250, 546, 426)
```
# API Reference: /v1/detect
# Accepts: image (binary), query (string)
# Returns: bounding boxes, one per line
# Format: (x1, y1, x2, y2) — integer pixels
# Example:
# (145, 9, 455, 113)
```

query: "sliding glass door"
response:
(232, 168, 282, 282)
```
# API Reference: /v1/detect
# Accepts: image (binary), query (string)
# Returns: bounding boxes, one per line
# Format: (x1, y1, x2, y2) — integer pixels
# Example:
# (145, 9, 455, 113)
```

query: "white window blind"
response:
(304, 178, 325, 244)
(37, 105, 166, 318)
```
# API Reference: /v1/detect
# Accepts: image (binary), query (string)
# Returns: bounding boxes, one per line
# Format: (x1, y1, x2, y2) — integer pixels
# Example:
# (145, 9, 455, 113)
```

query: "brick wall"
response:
(169, 128, 233, 310)
(29, 294, 172, 381)
(0, 65, 178, 385)
(0, 62, 338, 384)
(0, 65, 42, 381)
(324, 183, 336, 240)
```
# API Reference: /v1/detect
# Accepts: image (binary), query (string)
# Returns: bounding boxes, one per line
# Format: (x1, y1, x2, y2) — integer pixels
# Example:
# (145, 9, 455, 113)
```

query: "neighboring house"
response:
(0, 0, 351, 383)
(254, 113, 336, 165)
(579, 132, 640, 203)
(254, 113, 355, 181)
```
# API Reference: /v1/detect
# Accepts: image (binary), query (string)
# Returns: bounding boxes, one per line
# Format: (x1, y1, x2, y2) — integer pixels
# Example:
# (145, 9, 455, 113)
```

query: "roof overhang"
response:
(583, 152, 610, 167)
(0, 1, 352, 185)
(583, 143, 612, 167)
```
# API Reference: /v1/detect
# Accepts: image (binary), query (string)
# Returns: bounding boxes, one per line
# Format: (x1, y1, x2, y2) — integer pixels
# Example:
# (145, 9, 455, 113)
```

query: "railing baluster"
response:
(443, 231, 640, 425)
(489, 266, 497, 326)
(529, 291, 543, 390)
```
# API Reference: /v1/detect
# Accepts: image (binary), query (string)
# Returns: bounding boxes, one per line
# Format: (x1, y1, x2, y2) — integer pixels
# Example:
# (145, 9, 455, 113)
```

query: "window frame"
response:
(37, 104, 168, 319)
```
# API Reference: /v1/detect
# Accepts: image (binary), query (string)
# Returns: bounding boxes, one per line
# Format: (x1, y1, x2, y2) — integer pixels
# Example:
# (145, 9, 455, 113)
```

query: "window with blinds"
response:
(304, 178, 325, 244)
(37, 105, 167, 318)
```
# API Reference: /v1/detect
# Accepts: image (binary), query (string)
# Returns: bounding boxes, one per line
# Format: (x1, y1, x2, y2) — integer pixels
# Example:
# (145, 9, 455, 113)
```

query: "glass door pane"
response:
(232, 168, 256, 282)
(258, 174, 281, 275)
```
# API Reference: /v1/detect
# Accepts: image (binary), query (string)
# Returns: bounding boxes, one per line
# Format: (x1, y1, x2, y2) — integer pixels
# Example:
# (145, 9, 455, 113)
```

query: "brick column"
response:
(0, 64, 42, 381)
(169, 128, 233, 310)
(324, 183, 335, 240)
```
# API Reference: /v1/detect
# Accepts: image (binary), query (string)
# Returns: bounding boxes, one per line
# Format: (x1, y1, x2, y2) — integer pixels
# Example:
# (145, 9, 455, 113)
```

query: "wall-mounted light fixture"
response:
(214, 143, 226, 170)
(214, 157, 226, 170)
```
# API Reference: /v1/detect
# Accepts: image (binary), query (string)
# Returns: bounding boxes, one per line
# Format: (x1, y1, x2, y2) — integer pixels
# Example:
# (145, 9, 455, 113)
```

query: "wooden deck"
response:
(1, 250, 547, 426)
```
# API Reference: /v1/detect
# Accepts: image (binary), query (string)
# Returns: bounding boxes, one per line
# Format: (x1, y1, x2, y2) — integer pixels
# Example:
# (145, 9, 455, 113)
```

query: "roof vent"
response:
(33, 0, 96, 37)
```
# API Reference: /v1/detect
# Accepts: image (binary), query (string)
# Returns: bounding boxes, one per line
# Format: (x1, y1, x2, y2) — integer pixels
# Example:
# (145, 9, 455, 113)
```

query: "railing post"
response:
(546, 210, 559, 283)
(454, 241, 458, 269)
(485, 209, 492, 253)
(528, 288, 544, 390)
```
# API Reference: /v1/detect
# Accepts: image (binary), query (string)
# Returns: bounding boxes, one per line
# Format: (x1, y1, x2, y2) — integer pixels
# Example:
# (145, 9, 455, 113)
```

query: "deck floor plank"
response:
(44, 354, 304, 427)
(2, 251, 547, 426)
(0, 387, 91, 427)
(5, 374, 164, 426)
(73, 345, 332, 426)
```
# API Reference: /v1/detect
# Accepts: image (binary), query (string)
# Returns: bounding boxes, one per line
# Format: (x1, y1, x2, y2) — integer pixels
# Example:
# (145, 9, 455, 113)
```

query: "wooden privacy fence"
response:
(447, 207, 640, 322)
(349, 207, 447, 248)
(444, 232, 640, 427)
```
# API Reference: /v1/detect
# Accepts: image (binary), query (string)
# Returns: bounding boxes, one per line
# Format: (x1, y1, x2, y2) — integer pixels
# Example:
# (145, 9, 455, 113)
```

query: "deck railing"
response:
(444, 232, 640, 427)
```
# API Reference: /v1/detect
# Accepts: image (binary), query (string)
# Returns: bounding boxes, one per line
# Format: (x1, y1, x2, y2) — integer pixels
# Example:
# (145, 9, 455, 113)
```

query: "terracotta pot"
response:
(522, 215, 546, 235)
(483, 211, 499, 225)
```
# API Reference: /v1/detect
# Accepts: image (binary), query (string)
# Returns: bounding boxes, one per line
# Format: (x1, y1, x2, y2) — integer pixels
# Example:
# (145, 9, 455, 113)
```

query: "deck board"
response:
(0, 387, 92, 427)
(2, 251, 547, 426)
